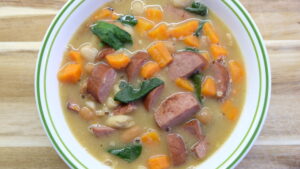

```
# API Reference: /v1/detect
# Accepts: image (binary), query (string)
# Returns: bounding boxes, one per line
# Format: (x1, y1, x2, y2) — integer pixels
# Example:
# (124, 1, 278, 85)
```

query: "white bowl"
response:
(35, 0, 271, 168)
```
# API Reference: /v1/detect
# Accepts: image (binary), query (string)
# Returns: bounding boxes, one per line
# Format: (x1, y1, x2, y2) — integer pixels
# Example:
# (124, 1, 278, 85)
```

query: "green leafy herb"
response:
(183, 47, 200, 53)
(190, 73, 203, 104)
(118, 15, 138, 26)
(90, 21, 132, 50)
(99, 42, 105, 49)
(194, 20, 208, 37)
(114, 78, 164, 103)
(185, 1, 208, 16)
(108, 143, 142, 162)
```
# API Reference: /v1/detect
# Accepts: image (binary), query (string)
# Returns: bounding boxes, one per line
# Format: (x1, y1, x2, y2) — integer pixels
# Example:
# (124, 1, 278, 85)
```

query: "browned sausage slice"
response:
(89, 124, 116, 137)
(143, 84, 164, 111)
(94, 48, 115, 62)
(154, 92, 200, 130)
(211, 62, 230, 98)
(87, 63, 117, 103)
(192, 140, 208, 159)
(168, 51, 208, 80)
(126, 51, 149, 82)
(167, 133, 187, 166)
(183, 119, 204, 140)
(112, 103, 137, 115)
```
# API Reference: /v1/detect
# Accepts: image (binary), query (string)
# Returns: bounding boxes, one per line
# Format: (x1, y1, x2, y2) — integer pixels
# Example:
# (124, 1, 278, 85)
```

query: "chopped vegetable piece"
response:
(202, 77, 217, 97)
(108, 143, 142, 162)
(196, 108, 212, 125)
(91, 21, 132, 50)
(114, 78, 164, 103)
(112, 13, 119, 20)
(169, 20, 199, 38)
(135, 18, 155, 35)
(121, 126, 143, 143)
(183, 35, 200, 47)
(148, 23, 169, 40)
(190, 73, 203, 104)
(229, 60, 245, 83)
(141, 62, 160, 79)
(94, 8, 113, 20)
(69, 51, 83, 64)
(203, 22, 220, 44)
(210, 44, 228, 60)
(148, 155, 170, 169)
(221, 100, 238, 121)
(118, 15, 138, 26)
(57, 64, 82, 83)
(141, 131, 160, 144)
(175, 78, 194, 92)
(147, 42, 173, 68)
(145, 8, 163, 22)
(194, 20, 208, 37)
(106, 53, 131, 69)
(185, 1, 208, 16)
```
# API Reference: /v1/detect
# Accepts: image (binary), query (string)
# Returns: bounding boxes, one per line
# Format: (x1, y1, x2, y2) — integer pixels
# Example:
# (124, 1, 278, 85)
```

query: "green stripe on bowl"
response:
(35, 0, 86, 169)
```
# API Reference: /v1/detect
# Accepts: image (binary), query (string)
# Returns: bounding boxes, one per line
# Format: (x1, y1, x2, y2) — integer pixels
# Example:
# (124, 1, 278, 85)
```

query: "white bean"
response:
(106, 97, 118, 109)
(131, 0, 145, 15)
(171, 0, 193, 8)
(85, 101, 96, 110)
(80, 45, 98, 62)
(106, 115, 135, 129)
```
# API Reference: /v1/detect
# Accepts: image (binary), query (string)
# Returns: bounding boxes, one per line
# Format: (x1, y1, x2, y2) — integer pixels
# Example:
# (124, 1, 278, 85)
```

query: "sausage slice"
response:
(89, 124, 116, 137)
(94, 48, 115, 62)
(126, 51, 149, 82)
(211, 62, 230, 98)
(154, 92, 200, 130)
(168, 51, 208, 80)
(87, 63, 117, 103)
(183, 119, 205, 140)
(113, 103, 137, 115)
(167, 133, 187, 166)
(192, 140, 208, 159)
(143, 84, 164, 111)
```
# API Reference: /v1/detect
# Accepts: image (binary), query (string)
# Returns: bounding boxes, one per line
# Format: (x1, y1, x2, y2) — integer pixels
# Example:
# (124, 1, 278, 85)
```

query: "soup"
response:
(58, 0, 246, 168)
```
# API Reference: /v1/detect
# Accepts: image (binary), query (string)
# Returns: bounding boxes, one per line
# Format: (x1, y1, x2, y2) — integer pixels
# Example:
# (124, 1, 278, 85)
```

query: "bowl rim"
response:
(35, 0, 271, 169)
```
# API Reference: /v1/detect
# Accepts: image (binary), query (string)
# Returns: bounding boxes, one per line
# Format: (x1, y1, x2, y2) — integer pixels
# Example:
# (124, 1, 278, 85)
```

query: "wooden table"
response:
(0, 0, 299, 168)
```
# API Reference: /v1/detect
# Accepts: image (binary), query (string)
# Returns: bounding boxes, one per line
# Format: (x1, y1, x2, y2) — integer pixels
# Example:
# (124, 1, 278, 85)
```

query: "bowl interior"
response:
(35, 0, 270, 168)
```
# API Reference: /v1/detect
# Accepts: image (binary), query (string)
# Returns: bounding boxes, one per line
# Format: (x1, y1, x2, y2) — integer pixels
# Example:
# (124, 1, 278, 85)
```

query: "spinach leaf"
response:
(183, 47, 200, 53)
(179, 48, 208, 54)
(185, 2, 208, 16)
(107, 143, 142, 162)
(90, 21, 132, 50)
(114, 78, 164, 103)
(190, 73, 203, 104)
(194, 20, 208, 37)
(118, 15, 138, 26)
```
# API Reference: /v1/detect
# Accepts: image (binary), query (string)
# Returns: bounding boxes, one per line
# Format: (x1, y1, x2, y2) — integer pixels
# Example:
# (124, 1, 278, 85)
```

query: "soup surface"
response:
(58, 0, 246, 168)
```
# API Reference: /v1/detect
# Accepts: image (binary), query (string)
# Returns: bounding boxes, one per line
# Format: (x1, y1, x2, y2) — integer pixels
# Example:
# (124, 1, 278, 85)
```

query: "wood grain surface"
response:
(0, 0, 299, 168)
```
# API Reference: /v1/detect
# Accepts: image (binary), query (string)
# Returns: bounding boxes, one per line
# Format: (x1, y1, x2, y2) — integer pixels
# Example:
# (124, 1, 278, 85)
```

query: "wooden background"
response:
(0, 0, 299, 168)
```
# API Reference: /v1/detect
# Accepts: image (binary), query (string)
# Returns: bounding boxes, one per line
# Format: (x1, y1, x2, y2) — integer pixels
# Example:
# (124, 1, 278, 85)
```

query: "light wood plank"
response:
(0, 0, 300, 41)
(237, 145, 300, 169)
(0, 0, 66, 9)
(0, 147, 68, 169)
(0, 145, 299, 169)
